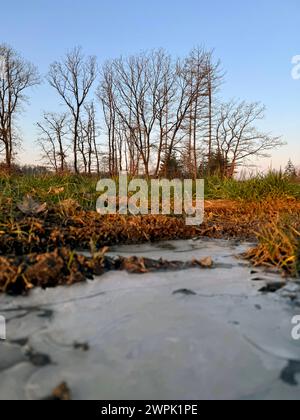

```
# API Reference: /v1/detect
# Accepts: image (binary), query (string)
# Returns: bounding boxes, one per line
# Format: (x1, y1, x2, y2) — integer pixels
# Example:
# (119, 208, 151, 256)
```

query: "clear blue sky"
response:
(1, 0, 300, 170)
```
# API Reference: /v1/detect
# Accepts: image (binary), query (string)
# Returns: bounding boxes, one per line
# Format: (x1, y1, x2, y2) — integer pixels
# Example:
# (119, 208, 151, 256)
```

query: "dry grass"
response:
(1, 198, 296, 256)
(0, 173, 300, 293)
(246, 213, 300, 277)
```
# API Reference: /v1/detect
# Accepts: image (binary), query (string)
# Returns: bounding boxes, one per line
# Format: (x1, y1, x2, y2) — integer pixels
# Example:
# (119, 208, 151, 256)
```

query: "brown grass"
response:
(0, 197, 299, 294)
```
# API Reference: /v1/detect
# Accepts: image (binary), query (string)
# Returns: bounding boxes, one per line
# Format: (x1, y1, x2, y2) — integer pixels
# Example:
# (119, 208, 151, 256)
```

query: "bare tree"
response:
(100, 54, 151, 175)
(98, 49, 282, 178)
(99, 50, 178, 177)
(160, 57, 203, 176)
(179, 48, 218, 178)
(98, 63, 118, 175)
(48, 47, 97, 173)
(87, 102, 100, 174)
(214, 101, 284, 177)
(37, 112, 69, 172)
(201, 51, 223, 175)
(0, 44, 40, 170)
(77, 102, 100, 174)
(98, 49, 218, 178)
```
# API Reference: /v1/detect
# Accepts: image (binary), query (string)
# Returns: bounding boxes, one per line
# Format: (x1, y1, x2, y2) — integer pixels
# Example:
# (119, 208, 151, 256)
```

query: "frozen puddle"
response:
(0, 238, 300, 400)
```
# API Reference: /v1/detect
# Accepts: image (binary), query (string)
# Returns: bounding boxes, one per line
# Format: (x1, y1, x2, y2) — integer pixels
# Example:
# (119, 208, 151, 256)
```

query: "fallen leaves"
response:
(0, 248, 101, 294)
(0, 248, 215, 295)
(58, 199, 81, 216)
(5, 196, 298, 259)
(17, 195, 47, 216)
(199, 256, 213, 268)
(0, 195, 298, 295)
(47, 186, 65, 195)
(44, 382, 72, 401)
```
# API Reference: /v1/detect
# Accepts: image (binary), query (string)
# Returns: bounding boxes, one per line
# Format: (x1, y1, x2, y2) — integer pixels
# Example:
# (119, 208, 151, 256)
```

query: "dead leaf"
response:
(48, 186, 65, 195)
(45, 382, 72, 401)
(120, 256, 149, 273)
(199, 256, 213, 268)
(58, 199, 81, 215)
(17, 195, 47, 216)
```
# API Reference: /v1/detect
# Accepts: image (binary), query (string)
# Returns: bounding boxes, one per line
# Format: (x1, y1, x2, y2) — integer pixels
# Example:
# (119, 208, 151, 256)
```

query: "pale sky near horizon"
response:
(1, 0, 300, 171)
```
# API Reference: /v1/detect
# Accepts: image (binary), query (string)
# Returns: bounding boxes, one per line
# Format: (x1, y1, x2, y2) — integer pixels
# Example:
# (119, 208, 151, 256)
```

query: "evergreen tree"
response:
(284, 159, 297, 178)
(199, 151, 229, 177)
(160, 153, 184, 178)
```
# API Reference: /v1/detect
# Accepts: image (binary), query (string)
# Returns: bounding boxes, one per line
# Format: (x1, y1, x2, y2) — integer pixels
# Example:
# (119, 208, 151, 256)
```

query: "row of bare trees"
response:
(98, 48, 221, 177)
(37, 102, 101, 174)
(0, 44, 284, 177)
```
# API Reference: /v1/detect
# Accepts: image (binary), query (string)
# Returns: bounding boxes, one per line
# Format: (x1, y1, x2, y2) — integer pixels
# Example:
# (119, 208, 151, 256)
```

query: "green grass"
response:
(205, 172, 300, 201)
(0, 171, 299, 218)
(0, 173, 99, 209)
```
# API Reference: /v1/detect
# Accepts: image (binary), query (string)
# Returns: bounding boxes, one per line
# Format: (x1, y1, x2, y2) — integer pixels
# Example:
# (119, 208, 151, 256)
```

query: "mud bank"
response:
(0, 238, 299, 400)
